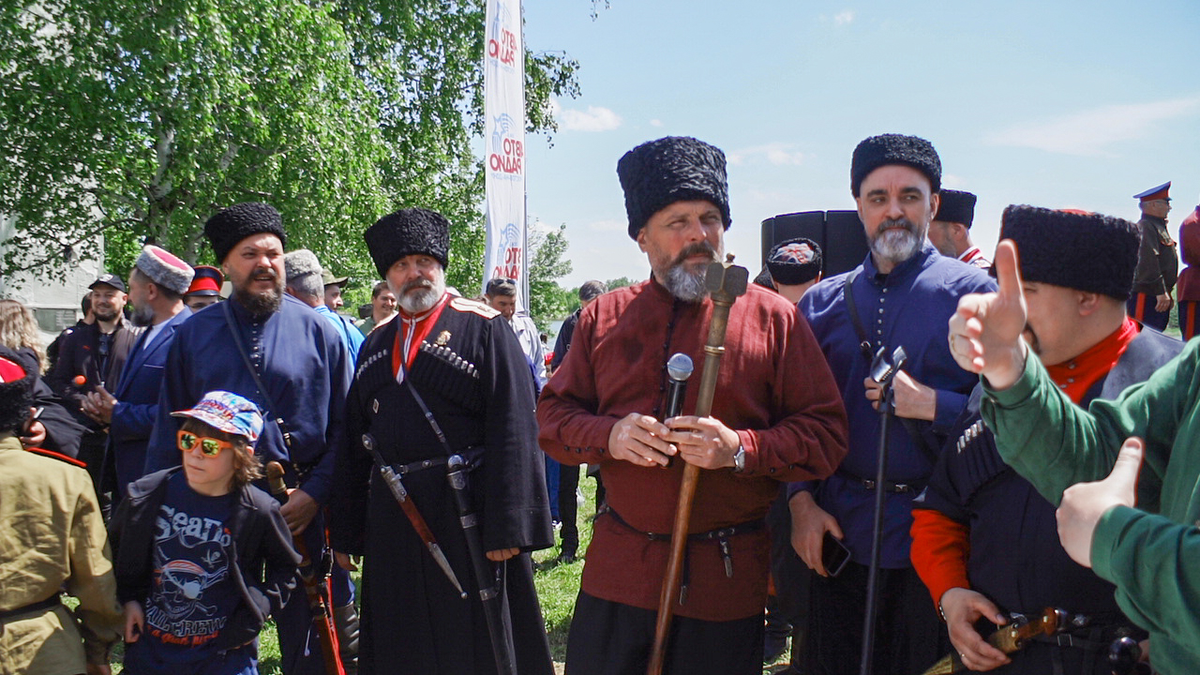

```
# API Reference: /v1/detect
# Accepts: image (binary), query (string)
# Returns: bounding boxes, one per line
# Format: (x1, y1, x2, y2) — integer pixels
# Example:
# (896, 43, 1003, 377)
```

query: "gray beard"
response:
(664, 263, 709, 303)
(129, 303, 155, 327)
(398, 278, 445, 314)
(871, 220, 925, 267)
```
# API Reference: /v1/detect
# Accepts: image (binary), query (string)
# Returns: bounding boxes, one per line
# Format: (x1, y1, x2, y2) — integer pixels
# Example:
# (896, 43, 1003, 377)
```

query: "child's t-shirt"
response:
(140, 472, 242, 662)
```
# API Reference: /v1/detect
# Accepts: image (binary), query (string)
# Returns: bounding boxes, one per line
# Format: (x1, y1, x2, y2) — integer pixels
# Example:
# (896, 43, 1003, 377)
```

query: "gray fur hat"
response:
(284, 249, 323, 282)
(135, 245, 194, 295)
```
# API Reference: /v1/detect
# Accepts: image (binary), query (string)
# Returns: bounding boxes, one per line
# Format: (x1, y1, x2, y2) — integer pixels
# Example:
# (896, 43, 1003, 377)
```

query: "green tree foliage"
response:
(0, 0, 580, 292)
(527, 222, 573, 330)
(604, 276, 637, 290)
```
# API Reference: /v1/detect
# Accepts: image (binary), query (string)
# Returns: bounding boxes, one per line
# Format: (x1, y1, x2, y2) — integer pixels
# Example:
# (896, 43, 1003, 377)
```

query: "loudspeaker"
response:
(760, 210, 869, 278)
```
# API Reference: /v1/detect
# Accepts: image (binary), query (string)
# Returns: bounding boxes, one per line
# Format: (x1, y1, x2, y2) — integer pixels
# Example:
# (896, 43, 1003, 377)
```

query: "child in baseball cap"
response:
(112, 390, 298, 675)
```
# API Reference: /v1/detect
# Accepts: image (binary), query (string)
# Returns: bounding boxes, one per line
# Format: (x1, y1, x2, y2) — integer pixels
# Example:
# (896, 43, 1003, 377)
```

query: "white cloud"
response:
(551, 99, 622, 132)
(985, 95, 1200, 156)
(649, 119, 663, 127)
(587, 219, 627, 232)
(941, 173, 966, 189)
(727, 142, 807, 167)
(833, 10, 855, 25)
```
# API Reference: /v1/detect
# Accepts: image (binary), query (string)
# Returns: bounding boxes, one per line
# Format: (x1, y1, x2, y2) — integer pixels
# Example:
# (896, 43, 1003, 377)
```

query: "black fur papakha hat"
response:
(936, 189, 977, 227)
(364, 208, 451, 278)
(851, 134, 941, 197)
(999, 205, 1140, 300)
(0, 347, 35, 434)
(204, 202, 287, 264)
(767, 237, 823, 286)
(617, 136, 731, 240)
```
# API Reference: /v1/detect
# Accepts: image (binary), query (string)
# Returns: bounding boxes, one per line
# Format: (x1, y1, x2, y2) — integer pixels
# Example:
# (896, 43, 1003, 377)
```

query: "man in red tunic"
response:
(1176, 199, 1200, 340)
(537, 136, 849, 675)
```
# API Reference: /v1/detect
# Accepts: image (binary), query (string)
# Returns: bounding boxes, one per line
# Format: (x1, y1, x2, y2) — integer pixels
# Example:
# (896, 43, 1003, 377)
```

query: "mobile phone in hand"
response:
(821, 531, 851, 577)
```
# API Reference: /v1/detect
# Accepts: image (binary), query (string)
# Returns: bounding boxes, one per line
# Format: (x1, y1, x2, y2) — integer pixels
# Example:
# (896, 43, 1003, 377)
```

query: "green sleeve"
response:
(981, 340, 1200, 507)
(1092, 505, 1200, 638)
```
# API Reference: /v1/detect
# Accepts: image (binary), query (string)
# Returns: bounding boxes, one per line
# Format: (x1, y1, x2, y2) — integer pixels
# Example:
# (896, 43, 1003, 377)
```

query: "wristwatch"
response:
(732, 444, 746, 472)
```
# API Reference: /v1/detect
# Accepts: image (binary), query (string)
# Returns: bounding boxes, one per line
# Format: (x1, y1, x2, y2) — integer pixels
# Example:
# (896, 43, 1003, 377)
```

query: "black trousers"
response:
(565, 591, 763, 675)
(558, 463, 580, 554)
(805, 562, 947, 675)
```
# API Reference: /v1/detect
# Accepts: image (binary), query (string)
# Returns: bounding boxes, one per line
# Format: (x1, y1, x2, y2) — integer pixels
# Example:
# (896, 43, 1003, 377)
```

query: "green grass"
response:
(103, 469, 793, 673)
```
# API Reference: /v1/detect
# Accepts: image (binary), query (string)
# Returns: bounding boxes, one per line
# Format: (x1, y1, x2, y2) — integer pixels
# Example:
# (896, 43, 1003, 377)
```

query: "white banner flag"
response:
(482, 0, 527, 309)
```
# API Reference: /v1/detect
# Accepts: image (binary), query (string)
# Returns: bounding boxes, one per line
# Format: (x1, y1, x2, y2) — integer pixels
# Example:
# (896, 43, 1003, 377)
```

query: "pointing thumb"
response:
(994, 240, 1023, 299)
(1105, 437, 1145, 507)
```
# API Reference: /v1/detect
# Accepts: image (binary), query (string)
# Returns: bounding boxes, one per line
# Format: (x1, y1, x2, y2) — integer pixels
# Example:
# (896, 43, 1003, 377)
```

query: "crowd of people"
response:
(1, 131, 1199, 675)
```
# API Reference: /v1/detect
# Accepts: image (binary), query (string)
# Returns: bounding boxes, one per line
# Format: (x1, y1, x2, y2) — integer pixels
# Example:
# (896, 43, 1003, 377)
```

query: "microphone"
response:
(664, 353, 694, 420)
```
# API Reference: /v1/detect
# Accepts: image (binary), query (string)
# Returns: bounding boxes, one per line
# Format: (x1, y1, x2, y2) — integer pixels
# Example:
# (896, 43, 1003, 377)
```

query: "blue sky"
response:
(518, 0, 1200, 289)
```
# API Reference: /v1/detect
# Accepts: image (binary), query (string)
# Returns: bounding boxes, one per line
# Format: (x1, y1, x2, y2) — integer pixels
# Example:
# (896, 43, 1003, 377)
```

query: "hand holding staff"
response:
(647, 256, 748, 675)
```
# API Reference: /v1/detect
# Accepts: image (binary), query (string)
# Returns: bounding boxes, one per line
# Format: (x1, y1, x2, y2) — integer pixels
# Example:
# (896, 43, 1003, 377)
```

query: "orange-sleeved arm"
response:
(910, 507, 972, 608)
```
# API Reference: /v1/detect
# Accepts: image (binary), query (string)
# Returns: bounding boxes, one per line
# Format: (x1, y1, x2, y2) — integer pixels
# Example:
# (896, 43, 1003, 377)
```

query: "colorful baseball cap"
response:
(171, 390, 264, 442)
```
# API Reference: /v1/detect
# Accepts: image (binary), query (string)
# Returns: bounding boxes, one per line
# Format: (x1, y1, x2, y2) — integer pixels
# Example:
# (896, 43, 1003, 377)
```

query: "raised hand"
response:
(948, 240, 1029, 390)
(1057, 437, 1144, 568)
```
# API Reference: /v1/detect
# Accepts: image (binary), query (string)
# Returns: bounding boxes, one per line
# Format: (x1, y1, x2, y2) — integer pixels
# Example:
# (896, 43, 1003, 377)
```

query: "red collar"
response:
(392, 293, 450, 378)
(1045, 317, 1139, 404)
(959, 247, 983, 264)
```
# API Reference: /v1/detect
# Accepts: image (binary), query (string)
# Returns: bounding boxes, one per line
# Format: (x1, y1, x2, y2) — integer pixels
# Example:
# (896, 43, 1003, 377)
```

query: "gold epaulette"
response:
(448, 296, 500, 318)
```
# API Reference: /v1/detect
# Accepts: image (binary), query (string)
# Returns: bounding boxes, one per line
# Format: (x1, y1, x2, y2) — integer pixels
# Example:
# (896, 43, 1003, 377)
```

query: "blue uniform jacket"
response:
(108, 307, 192, 496)
(795, 244, 995, 568)
(144, 296, 350, 504)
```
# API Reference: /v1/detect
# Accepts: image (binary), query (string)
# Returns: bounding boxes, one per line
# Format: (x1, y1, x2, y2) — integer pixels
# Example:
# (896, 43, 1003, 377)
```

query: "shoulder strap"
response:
(841, 270, 873, 361)
(222, 301, 293, 449)
(400, 358, 456, 458)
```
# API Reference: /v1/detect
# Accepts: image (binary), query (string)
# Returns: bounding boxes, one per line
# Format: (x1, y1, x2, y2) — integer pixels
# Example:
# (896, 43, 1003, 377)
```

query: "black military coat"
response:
(331, 295, 553, 675)
(917, 328, 1182, 674)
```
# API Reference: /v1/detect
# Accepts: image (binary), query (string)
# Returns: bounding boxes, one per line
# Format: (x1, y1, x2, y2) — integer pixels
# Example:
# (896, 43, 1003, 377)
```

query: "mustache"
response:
(671, 241, 719, 268)
(403, 278, 434, 294)
(251, 267, 278, 280)
(878, 218, 916, 233)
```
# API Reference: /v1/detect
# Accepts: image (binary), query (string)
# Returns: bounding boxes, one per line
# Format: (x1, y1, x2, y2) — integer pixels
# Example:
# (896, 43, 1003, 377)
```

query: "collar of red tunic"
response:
(392, 292, 450, 376)
(1044, 317, 1139, 404)
(959, 247, 983, 264)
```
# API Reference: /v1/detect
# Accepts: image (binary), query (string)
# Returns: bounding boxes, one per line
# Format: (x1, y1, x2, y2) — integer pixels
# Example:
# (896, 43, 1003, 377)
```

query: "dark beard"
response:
(129, 303, 155, 327)
(233, 279, 284, 320)
(662, 241, 719, 302)
(93, 307, 120, 323)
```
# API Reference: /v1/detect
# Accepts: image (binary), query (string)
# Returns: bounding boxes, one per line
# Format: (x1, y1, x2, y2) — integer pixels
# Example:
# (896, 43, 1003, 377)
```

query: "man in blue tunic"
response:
(788, 134, 996, 675)
(144, 202, 356, 675)
(284, 249, 366, 364)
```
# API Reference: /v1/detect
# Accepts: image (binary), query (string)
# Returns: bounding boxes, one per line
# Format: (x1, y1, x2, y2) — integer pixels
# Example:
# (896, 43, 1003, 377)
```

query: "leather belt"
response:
(0, 594, 61, 622)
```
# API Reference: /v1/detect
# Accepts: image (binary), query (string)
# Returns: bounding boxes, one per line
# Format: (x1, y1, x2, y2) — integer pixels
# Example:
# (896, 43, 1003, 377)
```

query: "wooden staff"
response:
(646, 255, 748, 675)
(266, 461, 346, 675)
